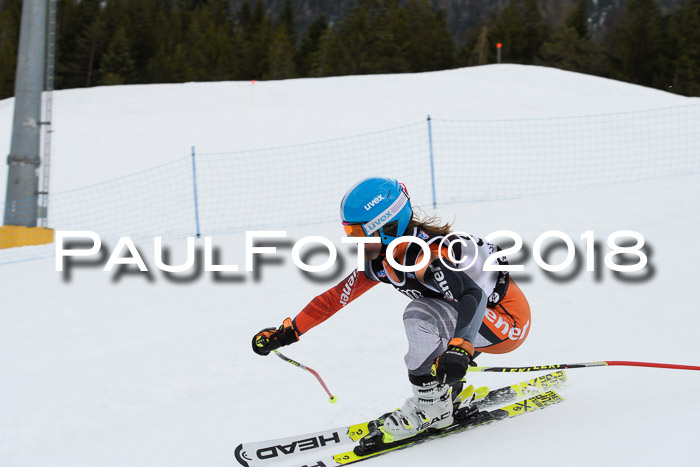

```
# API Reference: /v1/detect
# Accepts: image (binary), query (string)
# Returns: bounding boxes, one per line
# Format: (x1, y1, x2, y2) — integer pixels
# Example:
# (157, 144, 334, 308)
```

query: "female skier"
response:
(252, 177, 531, 443)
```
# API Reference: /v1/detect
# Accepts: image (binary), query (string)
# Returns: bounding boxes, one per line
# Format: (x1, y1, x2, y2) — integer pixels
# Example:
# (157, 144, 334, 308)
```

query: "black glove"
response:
(434, 338, 474, 384)
(252, 317, 300, 356)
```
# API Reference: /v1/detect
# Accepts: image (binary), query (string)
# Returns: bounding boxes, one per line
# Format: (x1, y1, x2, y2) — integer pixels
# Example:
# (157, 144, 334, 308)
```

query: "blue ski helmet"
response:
(340, 177, 413, 245)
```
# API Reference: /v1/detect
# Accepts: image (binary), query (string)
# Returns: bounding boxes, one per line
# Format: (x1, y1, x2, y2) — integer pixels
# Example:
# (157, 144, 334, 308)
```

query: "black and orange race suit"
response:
(293, 227, 530, 355)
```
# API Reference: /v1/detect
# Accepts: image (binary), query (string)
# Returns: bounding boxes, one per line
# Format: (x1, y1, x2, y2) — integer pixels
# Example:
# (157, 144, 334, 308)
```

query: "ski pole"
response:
(273, 350, 338, 404)
(468, 360, 700, 373)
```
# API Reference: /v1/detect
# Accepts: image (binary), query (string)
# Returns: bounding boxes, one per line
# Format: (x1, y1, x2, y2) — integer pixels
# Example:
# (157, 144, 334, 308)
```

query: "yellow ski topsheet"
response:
(497, 390, 565, 416)
(347, 422, 372, 442)
(511, 369, 568, 397)
(333, 388, 565, 465)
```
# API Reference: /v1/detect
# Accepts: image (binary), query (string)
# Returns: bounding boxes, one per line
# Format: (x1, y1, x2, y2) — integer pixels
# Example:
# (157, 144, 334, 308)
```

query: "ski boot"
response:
(355, 377, 453, 455)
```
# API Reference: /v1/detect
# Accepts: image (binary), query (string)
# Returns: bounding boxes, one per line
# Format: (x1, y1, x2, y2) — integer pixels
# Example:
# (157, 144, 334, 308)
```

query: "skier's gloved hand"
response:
(433, 338, 474, 384)
(252, 317, 300, 356)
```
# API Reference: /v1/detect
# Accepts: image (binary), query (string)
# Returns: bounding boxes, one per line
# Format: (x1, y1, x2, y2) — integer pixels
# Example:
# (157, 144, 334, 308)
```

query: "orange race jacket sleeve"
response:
(293, 269, 379, 335)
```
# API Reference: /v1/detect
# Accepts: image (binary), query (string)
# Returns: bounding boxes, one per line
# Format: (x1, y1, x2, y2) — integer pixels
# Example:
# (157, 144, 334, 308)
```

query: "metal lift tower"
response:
(1, 0, 54, 248)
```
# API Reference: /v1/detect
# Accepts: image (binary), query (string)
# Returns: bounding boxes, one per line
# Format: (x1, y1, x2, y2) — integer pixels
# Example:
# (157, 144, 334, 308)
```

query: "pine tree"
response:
(296, 14, 328, 77)
(265, 23, 296, 79)
(309, 27, 346, 77)
(397, 0, 455, 72)
(489, 0, 549, 64)
(0, 0, 21, 99)
(536, 25, 606, 75)
(536, 0, 605, 75)
(469, 25, 490, 66)
(4, 0, 688, 96)
(367, 0, 408, 73)
(182, 5, 212, 81)
(672, 53, 698, 95)
(123, 0, 172, 83)
(97, 26, 135, 85)
(250, 0, 273, 77)
(334, 4, 371, 75)
(332, 0, 408, 75)
(144, 11, 189, 82)
(607, 0, 665, 88)
(182, 2, 236, 81)
(82, 15, 106, 86)
(429, 9, 456, 70)
(57, 0, 108, 88)
(565, 0, 588, 39)
(235, 0, 273, 79)
(279, 0, 296, 46)
(211, 0, 237, 81)
(667, 0, 700, 95)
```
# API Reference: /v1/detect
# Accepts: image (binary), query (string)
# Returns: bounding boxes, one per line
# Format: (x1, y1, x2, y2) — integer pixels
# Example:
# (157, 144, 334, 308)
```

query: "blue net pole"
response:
(427, 115, 437, 210)
(191, 146, 201, 238)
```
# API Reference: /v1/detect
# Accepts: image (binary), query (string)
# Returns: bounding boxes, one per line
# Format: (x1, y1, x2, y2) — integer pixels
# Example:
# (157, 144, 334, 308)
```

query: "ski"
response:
(234, 421, 370, 467)
(473, 368, 566, 409)
(234, 370, 566, 467)
(233, 386, 491, 467)
(297, 390, 565, 467)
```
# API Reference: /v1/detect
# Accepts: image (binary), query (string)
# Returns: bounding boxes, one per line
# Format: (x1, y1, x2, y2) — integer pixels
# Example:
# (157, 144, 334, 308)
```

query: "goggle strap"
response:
(364, 191, 409, 235)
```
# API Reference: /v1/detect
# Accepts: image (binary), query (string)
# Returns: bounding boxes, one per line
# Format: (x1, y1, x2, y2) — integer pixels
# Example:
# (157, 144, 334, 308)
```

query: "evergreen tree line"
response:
(0, 0, 698, 101)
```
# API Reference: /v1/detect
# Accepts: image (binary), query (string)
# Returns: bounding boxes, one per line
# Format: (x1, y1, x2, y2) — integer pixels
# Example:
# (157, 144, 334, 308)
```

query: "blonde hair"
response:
(407, 208, 453, 235)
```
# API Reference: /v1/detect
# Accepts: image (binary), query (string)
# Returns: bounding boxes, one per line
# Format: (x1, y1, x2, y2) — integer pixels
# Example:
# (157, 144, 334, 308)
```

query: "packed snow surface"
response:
(1, 65, 698, 467)
(0, 64, 694, 199)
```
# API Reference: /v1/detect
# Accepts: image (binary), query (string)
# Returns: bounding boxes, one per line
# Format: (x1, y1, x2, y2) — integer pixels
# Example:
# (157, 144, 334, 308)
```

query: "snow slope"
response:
(0, 64, 695, 201)
(1, 65, 699, 467)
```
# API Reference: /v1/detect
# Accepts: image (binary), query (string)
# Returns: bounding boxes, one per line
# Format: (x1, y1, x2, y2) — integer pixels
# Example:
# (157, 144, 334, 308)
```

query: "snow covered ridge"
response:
(1, 64, 696, 195)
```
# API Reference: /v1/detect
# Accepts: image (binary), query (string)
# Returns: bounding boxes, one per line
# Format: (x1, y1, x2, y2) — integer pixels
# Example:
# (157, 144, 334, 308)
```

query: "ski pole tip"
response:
(329, 395, 338, 404)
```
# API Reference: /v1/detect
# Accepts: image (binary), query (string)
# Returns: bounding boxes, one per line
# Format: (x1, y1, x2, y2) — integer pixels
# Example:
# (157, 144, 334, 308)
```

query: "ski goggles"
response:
(342, 221, 368, 237)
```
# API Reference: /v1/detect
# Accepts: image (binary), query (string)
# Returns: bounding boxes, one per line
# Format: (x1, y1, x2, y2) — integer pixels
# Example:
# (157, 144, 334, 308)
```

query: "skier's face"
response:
(363, 232, 382, 260)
